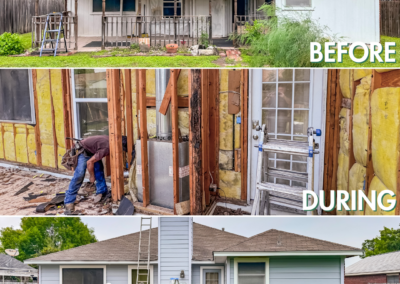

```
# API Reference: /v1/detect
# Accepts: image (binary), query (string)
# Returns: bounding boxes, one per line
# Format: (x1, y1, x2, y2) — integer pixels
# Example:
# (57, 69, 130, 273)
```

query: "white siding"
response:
(40, 265, 59, 284)
(107, 265, 128, 284)
(159, 217, 191, 284)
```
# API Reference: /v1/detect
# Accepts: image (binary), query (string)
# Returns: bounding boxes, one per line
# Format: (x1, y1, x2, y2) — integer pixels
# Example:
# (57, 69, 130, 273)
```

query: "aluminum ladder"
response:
(40, 12, 67, 57)
(136, 217, 152, 284)
(251, 124, 321, 216)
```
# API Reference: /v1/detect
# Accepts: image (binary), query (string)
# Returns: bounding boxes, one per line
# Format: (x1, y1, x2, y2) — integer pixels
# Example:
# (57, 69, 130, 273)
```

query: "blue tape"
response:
(308, 146, 313, 157)
(259, 143, 263, 152)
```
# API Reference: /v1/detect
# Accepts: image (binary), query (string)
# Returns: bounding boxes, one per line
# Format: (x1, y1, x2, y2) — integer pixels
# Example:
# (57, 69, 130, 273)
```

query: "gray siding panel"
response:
(160, 217, 190, 284)
(230, 258, 234, 283)
(269, 257, 341, 284)
(41, 265, 59, 284)
(106, 265, 128, 284)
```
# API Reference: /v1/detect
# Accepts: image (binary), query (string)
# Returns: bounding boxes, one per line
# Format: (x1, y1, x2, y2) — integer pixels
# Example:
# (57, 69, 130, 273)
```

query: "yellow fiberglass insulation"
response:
(353, 70, 372, 81)
(365, 176, 396, 215)
(371, 87, 400, 194)
(339, 69, 353, 99)
(336, 108, 350, 215)
(347, 163, 366, 215)
(352, 75, 371, 166)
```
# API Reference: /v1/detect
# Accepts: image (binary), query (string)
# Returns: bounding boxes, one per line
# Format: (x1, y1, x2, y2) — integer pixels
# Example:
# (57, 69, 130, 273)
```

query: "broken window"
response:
(163, 0, 182, 17)
(73, 69, 109, 139)
(262, 69, 311, 187)
(238, 262, 265, 284)
(62, 268, 104, 284)
(0, 70, 35, 124)
(93, 0, 136, 12)
(131, 269, 150, 284)
(285, 0, 312, 7)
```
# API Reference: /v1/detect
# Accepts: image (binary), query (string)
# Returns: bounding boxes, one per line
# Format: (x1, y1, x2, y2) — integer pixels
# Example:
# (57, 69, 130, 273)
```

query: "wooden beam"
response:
(189, 69, 203, 215)
(135, 70, 141, 139)
(65, 0, 68, 12)
(25, 125, 30, 164)
(107, 69, 124, 201)
(148, 96, 188, 108)
(35, 0, 39, 16)
(49, 70, 58, 169)
(159, 70, 182, 115)
(125, 70, 134, 167)
(32, 70, 42, 167)
(138, 69, 150, 207)
(101, 0, 106, 50)
(201, 70, 210, 206)
(171, 69, 180, 214)
(61, 69, 73, 150)
(74, 0, 78, 50)
(0, 124, 5, 160)
(241, 69, 249, 200)
(208, 69, 219, 194)
(12, 124, 17, 162)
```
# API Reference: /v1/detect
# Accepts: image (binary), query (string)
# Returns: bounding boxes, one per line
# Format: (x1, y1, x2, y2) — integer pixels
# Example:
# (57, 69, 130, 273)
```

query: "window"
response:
(132, 269, 150, 284)
(285, 0, 311, 7)
(62, 268, 104, 284)
(200, 266, 224, 284)
(262, 69, 311, 187)
(205, 272, 219, 284)
(128, 265, 154, 284)
(238, 263, 265, 284)
(93, 0, 136, 12)
(387, 274, 400, 283)
(163, 0, 182, 17)
(72, 69, 109, 139)
(0, 70, 35, 124)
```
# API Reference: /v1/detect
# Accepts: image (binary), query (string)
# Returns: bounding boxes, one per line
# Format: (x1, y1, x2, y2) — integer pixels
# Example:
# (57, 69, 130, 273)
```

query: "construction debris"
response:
(213, 206, 250, 215)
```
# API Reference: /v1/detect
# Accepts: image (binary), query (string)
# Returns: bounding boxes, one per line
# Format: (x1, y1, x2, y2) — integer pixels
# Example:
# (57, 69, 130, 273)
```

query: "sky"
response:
(1, 216, 399, 267)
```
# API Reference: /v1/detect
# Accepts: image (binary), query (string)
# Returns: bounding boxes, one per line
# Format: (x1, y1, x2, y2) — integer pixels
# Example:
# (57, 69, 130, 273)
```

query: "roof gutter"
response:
(24, 261, 159, 265)
(346, 270, 400, 277)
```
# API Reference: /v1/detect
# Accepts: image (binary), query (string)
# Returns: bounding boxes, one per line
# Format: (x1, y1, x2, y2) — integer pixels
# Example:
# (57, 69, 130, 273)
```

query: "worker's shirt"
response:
(80, 135, 110, 162)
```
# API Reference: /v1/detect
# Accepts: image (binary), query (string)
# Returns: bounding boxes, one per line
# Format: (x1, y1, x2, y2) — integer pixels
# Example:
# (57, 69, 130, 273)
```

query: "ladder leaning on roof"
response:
(40, 12, 68, 57)
(136, 217, 152, 284)
(251, 124, 321, 216)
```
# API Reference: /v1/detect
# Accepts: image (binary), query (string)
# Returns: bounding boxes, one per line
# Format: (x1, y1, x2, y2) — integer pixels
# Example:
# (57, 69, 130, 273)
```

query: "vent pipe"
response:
(156, 69, 172, 140)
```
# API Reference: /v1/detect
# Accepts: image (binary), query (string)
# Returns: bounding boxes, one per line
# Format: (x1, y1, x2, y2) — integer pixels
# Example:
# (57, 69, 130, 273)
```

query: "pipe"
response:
(156, 69, 172, 140)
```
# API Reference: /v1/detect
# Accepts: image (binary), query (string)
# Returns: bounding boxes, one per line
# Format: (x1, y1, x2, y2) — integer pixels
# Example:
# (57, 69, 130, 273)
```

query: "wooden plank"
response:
(159, 69, 182, 115)
(61, 69, 73, 151)
(135, 70, 141, 140)
(171, 69, 180, 214)
(49, 70, 58, 170)
(201, 69, 210, 206)
(241, 69, 249, 200)
(138, 69, 150, 207)
(208, 69, 219, 193)
(107, 69, 124, 201)
(133, 202, 174, 215)
(175, 200, 190, 215)
(32, 69, 42, 167)
(235, 149, 241, 172)
(0, 124, 5, 160)
(125, 69, 134, 167)
(146, 96, 188, 107)
(379, 69, 400, 87)
(189, 69, 203, 215)
(12, 124, 17, 162)
(25, 125, 30, 164)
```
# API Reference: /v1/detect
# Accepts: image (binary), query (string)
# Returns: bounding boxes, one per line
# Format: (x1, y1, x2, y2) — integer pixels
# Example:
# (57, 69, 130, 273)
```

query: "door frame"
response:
(127, 265, 154, 284)
(200, 266, 225, 284)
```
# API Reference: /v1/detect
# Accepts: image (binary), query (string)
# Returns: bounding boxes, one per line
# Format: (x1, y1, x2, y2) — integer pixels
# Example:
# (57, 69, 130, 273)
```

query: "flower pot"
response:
(166, 44, 178, 53)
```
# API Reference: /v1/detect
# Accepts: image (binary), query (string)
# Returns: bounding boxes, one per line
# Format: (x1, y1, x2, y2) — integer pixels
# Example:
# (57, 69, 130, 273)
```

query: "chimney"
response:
(222, 228, 225, 231)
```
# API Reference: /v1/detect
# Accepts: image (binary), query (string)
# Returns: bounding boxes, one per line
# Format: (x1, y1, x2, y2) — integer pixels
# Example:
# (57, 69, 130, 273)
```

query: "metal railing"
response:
(102, 15, 212, 48)
(32, 12, 77, 50)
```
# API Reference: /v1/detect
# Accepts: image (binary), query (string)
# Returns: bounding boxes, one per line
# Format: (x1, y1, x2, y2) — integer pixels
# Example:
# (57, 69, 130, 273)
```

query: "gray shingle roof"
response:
(346, 251, 400, 275)
(0, 254, 37, 271)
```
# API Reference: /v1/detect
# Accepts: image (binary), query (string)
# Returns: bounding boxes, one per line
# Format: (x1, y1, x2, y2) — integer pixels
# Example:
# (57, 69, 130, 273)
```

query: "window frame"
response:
(387, 274, 400, 283)
(71, 69, 108, 139)
(91, 0, 136, 15)
(163, 0, 183, 18)
(0, 70, 36, 125)
(283, 0, 313, 11)
(234, 258, 269, 284)
(128, 265, 154, 284)
(200, 266, 224, 284)
(59, 265, 107, 284)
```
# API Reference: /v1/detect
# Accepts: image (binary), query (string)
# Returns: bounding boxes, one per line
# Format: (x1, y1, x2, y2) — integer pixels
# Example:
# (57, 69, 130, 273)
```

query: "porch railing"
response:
(102, 15, 212, 48)
(32, 12, 77, 51)
(234, 14, 267, 35)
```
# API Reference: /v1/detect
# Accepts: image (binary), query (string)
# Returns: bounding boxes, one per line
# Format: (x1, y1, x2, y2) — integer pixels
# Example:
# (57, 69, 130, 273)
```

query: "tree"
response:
(362, 225, 400, 258)
(0, 217, 97, 262)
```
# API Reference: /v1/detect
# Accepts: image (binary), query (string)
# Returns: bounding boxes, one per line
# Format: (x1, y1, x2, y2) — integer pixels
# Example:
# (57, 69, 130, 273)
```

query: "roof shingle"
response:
(346, 251, 400, 275)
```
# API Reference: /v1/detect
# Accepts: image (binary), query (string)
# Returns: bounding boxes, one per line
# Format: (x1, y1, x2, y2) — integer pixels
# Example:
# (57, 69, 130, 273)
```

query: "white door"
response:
(247, 69, 327, 207)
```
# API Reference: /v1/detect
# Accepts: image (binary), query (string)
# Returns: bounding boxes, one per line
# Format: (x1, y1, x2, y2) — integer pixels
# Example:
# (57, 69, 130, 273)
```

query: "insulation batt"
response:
(365, 176, 396, 215)
(347, 163, 366, 215)
(353, 69, 372, 81)
(339, 70, 353, 99)
(371, 87, 400, 194)
(352, 75, 371, 166)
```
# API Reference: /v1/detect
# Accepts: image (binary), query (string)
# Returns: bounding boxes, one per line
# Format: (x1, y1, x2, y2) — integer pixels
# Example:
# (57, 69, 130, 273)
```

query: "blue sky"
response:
(1, 216, 399, 267)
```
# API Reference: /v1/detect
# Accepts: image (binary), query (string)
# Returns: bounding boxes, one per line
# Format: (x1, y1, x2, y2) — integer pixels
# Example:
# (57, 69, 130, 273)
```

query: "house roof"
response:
(25, 224, 361, 264)
(221, 229, 361, 252)
(346, 251, 400, 276)
(0, 254, 37, 271)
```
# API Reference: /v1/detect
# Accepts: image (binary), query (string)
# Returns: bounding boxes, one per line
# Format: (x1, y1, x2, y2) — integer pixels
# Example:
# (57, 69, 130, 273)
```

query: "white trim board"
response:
(347, 271, 400, 277)
(200, 266, 224, 284)
(128, 264, 154, 284)
(25, 260, 158, 265)
(59, 265, 106, 284)
(234, 257, 269, 284)
(215, 251, 364, 257)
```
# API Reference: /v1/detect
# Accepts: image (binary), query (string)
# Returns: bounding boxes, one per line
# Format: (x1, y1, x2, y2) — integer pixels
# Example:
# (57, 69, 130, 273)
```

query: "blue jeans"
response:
(64, 154, 108, 205)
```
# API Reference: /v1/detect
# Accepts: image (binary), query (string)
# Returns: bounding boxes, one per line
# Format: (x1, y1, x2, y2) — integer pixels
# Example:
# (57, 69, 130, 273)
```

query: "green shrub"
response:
(233, 4, 334, 67)
(0, 33, 25, 56)
(199, 32, 209, 48)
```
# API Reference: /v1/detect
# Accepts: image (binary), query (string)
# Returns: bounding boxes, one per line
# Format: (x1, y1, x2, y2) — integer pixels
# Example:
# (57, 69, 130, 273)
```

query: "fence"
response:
(102, 15, 212, 48)
(380, 0, 400, 37)
(234, 14, 267, 35)
(0, 0, 64, 34)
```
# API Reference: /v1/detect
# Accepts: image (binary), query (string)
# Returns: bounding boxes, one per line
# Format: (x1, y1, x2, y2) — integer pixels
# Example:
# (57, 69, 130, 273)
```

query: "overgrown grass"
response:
(19, 33, 33, 50)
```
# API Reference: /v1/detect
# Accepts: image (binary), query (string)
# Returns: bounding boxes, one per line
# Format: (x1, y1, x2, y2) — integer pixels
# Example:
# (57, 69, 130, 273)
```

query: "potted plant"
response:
(166, 43, 178, 53)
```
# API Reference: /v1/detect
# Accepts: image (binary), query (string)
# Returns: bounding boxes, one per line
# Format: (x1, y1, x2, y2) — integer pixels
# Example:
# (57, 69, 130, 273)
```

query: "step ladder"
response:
(251, 124, 321, 216)
(40, 12, 67, 57)
(136, 217, 152, 284)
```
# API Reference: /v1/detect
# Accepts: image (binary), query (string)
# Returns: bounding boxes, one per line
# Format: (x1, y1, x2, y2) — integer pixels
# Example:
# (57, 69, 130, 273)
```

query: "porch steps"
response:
(40, 12, 67, 57)
(136, 217, 152, 284)
(251, 125, 321, 216)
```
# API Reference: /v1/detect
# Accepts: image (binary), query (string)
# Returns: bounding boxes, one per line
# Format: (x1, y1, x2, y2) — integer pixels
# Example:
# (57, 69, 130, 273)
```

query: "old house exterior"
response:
(25, 217, 363, 284)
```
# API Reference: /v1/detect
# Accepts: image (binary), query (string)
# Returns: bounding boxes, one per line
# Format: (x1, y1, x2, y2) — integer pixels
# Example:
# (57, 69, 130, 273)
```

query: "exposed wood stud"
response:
(61, 69, 73, 151)
(125, 69, 134, 168)
(49, 70, 59, 169)
(159, 70, 182, 115)
(171, 69, 180, 214)
(12, 124, 17, 162)
(32, 70, 42, 167)
(25, 125, 30, 164)
(138, 69, 150, 207)
(201, 69, 210, 206)
(135, 70, 141, 139)
(0, 124, 5, 160)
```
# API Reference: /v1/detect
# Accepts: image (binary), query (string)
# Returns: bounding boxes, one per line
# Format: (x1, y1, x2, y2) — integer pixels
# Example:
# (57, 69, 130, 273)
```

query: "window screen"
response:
(62, 268, 103, 284)
(387, 275, 400, 283)
(238, 262, 265, 284)
(0, 70, 34, 123)
(93, 0, 136, 12)
(285, 0, 311, 7)
(163, 0, 182, 17)
(131, 269, 150, 284)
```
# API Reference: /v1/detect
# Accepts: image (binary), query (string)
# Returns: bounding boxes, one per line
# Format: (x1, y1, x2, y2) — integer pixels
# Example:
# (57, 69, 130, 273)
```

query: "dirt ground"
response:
(0, 167, 116, 216)
(213, 206, 251, 215)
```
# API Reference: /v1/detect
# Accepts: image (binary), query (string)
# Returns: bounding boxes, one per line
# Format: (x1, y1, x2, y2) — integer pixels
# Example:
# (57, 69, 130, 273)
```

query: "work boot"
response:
(78, 182, 96, 196)
(64, 203, 75, 215)
(93, 193, 104, 204)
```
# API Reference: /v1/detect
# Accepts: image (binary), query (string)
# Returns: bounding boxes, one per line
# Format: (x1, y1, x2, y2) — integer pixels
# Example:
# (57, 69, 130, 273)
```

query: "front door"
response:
(248, 69, 327, 213)
(203, 269, 222, 284)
